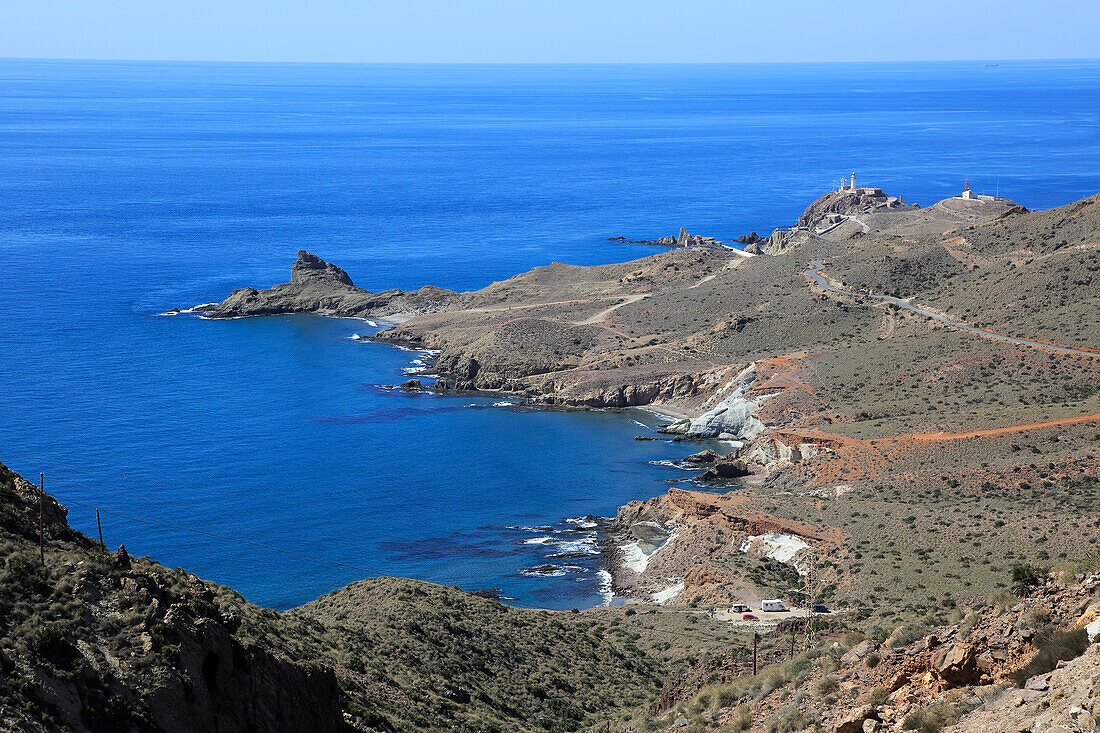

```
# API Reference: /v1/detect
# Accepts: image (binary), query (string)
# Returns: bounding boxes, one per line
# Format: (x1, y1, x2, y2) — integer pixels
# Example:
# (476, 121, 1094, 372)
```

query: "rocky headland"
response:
(197, 250, 454, 321)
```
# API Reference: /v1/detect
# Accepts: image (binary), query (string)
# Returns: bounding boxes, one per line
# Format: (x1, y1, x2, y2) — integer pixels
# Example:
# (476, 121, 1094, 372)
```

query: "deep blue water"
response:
(2, 59, 1099, 609)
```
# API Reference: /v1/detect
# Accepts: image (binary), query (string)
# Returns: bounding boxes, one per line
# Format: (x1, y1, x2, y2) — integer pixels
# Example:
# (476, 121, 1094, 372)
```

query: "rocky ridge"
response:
(197, 250, 454, 320)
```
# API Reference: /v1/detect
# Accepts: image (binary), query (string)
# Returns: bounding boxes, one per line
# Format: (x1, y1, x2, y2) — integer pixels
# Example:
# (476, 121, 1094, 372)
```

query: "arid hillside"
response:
(0, 460, 674, 732)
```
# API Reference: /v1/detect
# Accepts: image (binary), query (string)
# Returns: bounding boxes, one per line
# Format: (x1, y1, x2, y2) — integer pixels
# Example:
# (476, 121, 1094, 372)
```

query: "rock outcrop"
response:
(198, 251, 455, 320)
(743, 228, 803, 256)
(682, 450, 752, 481)
(612, 228, 723, 247)
(795, 188, 900, 231)
(658, 365, 765, 440)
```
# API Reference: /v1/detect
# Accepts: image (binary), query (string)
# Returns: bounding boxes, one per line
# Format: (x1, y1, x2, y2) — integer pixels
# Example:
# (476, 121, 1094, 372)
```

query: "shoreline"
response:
(635, 403, 695, 421)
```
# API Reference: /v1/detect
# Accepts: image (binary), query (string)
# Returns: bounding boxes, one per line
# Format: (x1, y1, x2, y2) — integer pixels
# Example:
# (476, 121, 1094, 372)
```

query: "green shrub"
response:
(765, 706, 816, 733)
(1013, 627, 1089, 685)
(30, 625, 78, 668)
(814, 675, 838, 695)
(863, 686, 888, 706)
(1010, 564, 1046, 596)
(4, 556, 49, 596)
(718, 706, 752, 732)
(889, 622, 929, 649)
(1019, 606, 1049, 630)
(902, 702, 966, 733)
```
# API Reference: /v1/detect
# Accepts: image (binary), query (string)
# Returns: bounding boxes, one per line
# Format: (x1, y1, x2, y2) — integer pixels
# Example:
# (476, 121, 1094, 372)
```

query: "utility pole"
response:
(38, 473, 45, 565)
(96, 509, 105, 550)
(752, 632, 758, 675)
(804, 554, 817, 652)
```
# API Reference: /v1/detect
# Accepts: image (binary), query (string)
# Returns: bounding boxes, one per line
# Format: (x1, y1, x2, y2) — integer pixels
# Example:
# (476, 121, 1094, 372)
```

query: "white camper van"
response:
(730, 604, 752, 614)
(761, 599, 788, 612)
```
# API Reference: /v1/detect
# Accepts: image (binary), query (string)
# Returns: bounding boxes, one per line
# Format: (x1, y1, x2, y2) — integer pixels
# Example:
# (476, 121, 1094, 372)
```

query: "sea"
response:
(2, 59, 1099, 610)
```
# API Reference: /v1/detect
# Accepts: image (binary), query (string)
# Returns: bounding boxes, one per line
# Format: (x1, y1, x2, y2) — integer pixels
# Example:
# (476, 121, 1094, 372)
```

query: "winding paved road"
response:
(804, 260, 1099, 357)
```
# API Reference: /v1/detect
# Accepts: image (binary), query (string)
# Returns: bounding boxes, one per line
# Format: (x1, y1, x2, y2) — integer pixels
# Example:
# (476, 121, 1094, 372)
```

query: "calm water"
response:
(2, 59, 1099, 609)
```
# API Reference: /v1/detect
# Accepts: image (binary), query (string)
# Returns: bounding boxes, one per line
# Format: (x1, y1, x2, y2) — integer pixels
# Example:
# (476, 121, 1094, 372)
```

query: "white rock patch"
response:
(740, 532, 811, 564)
(652, 581, 685, 604)
(621, 542, 651, 573)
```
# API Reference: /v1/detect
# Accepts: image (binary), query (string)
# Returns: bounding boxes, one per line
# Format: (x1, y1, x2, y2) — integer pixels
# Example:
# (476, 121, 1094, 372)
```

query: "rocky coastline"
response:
(608, 227, 723, 247)
(194, 250, 455, 321)
(190, 186, 1094, 621)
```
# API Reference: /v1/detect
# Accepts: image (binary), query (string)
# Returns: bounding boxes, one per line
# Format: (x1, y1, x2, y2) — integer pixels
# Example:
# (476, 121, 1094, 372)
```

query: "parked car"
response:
(730, 604, 752, 614)
(761, 599, 788, 612)
(811, 603, 831, 614)
(742, 613, 758, 620)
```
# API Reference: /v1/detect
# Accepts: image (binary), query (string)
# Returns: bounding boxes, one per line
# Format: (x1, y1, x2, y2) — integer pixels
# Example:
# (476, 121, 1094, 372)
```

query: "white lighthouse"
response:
(850, 172, 857, 192)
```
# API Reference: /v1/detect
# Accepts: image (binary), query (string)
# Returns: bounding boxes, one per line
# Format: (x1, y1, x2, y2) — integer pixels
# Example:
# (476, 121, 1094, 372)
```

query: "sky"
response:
(1, 0, 1098, 64)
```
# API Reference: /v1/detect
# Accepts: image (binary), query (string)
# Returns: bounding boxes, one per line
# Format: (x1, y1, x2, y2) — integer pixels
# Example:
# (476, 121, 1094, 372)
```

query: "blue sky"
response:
(2, 0, 1098, 63)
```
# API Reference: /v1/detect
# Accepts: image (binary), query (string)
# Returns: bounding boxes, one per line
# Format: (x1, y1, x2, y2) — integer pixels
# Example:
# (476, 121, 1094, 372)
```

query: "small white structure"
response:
(761, 599, 789, 612)
(730, 603, 752, 614)
(960, 179, 977, 200)
(849, 172, 857, 191)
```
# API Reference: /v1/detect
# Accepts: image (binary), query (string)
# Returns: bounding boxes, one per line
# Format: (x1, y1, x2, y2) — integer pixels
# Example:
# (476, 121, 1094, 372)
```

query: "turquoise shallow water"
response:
(2, 59, 1099, 609)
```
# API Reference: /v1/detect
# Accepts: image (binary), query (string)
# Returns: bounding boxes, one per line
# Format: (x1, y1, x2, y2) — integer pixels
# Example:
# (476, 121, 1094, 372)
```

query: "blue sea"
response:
(2, 59, 1099, 609)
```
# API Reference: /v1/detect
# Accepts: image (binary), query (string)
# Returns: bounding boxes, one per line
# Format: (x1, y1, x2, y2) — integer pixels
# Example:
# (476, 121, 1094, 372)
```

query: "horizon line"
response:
(3, 55, 1100, 67)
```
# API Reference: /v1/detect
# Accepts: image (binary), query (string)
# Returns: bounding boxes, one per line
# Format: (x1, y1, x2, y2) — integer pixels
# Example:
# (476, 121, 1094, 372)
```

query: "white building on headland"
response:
(957, 180, 1005, 202)
(836, 172, 884, 198)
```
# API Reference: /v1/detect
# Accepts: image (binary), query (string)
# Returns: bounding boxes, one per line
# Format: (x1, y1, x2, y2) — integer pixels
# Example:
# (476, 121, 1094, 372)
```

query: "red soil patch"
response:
(668, 488, 846, 547)
(771, 413, 1100, 485)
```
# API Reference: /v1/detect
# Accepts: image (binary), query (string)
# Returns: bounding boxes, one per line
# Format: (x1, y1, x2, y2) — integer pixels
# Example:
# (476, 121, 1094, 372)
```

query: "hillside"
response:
(632, 567, 1100, 732)
(0, 460, 673, 732)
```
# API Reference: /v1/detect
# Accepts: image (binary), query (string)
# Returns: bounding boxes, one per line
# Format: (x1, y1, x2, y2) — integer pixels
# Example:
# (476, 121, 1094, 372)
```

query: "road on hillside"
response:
(804, 260, 1099, 357)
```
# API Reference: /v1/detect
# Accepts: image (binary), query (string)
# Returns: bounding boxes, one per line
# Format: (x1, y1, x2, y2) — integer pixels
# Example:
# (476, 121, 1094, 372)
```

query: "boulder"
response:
(698, 460, 750, 481)
(841, 639, 879, 666)
(935, 641, 981, 685)
(115, 544, 132, 571)
(833, 705, 878, 733)
(682, 450, 722, 464)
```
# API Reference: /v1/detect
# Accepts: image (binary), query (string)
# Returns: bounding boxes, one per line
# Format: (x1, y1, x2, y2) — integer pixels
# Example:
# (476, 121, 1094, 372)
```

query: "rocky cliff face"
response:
(658, 365, 766, 440)
(608, 487, 843, 605)
(529, 370, 710, 408)
(198, 250, 455, 320)
(795, 189, 895, 231)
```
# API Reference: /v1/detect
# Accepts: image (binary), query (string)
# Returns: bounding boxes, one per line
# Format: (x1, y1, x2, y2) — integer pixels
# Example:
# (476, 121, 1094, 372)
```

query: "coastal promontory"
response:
(198, 250, 454, 321)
